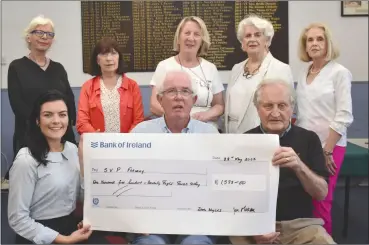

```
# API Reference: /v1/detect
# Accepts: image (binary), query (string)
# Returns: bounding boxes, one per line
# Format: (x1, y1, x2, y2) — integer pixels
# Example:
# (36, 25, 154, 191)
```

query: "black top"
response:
(7, 57, 77, 154)
(245, 125, 328, 221)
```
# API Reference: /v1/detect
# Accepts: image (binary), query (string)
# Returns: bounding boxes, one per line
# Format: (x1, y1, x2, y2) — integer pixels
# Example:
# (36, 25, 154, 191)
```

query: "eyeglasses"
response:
(30, 30, 55, 39)
(162, 88, 193, 98)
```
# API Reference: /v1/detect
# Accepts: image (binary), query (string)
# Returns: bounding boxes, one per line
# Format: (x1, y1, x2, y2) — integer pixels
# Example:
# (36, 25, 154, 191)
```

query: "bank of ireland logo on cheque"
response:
(93, 198, 99, 206)
(91, 142, 98, 148)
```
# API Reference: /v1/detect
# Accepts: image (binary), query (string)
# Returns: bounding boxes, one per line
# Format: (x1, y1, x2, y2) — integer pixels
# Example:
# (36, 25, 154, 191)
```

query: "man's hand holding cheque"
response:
(230, 79, 334, 244)
(272, 147, 301, 170)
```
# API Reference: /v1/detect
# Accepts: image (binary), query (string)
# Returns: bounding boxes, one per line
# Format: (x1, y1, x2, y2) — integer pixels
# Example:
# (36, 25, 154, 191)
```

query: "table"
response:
(339, 140, 368, 237)
(348, 138, 369, 148)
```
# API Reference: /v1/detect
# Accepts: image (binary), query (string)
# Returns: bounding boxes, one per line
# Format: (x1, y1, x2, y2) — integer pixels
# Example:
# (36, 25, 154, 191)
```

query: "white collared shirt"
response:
(295, 61, 354, 147)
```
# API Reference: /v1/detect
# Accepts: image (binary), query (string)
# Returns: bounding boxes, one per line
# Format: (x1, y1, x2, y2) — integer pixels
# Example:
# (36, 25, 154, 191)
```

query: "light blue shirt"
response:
(131, 116, 219, 134)
(8, 141, 83, 244)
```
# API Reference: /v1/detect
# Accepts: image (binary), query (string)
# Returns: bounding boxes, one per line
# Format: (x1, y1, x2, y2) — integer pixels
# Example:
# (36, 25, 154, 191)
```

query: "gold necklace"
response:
(309, 65, 321, 74)
(29, 54, 47, 67)
(177, 55, 210, 106)
(310, 61, 330, 75)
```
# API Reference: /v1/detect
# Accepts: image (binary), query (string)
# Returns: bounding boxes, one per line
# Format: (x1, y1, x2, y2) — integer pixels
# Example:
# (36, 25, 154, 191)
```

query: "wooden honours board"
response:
(81, 1, 288, 73)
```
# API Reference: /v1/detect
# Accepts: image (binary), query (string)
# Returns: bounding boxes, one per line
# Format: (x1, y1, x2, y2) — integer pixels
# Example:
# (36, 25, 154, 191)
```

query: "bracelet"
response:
(323, 150, 333, 156)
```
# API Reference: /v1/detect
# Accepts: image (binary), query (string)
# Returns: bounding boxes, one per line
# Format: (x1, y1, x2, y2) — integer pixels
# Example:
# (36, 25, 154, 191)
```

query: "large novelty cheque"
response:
(83, 133, 280, 236)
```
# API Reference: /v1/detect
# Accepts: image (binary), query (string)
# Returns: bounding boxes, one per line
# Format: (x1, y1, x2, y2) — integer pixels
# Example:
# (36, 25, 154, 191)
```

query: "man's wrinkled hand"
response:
(272, 147, 301, 171)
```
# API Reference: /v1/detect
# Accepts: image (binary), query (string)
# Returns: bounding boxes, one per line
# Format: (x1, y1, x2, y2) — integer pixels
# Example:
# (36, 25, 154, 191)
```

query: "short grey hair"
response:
(253, 79, 296, 109)
(24, 15, 55, 48)
(237, 15, 274, 47)
(156, 70, 198, 97)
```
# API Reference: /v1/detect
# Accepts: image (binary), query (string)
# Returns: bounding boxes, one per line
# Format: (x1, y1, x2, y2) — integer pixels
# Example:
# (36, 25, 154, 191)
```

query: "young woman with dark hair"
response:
(8, 90, 92, 244)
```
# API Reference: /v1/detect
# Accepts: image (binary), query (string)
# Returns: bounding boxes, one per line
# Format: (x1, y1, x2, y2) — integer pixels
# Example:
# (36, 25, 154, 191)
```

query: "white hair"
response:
(24, 15, 55, 47)
(253, 79, 296, 109)
(156, 70, 198, 97)
(237, 15, 274, 47)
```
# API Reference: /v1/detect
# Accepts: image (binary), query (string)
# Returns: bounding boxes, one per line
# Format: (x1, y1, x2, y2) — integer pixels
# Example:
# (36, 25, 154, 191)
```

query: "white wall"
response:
(1, 1, 368, 88)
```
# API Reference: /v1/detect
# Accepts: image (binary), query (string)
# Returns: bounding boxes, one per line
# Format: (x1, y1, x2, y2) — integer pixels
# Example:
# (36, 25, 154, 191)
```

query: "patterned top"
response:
(100, 76, 122, 132)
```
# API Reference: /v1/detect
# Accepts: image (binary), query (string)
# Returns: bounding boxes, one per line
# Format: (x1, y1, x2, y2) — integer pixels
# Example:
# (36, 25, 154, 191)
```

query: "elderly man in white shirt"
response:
(295, 22, 354, 235)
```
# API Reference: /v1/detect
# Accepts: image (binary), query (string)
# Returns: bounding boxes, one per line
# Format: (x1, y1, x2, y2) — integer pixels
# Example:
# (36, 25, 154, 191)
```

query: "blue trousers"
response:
(132, 234, 217, 244)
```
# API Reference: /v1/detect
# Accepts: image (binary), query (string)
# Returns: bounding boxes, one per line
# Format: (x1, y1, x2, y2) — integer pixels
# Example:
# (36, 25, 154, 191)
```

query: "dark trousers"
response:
(15, 214, 79, 244)
(15, 214, 114, 244)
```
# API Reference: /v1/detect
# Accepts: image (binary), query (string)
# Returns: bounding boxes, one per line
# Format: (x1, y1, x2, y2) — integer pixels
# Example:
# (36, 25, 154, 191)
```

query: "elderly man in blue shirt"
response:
(130, 70, 218, 244)
(132, 70, 219, 134)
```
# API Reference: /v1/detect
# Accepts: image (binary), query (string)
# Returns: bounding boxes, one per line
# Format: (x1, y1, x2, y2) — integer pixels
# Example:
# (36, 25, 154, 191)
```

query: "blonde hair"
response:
(298, 22, 340, 62)
(237, 15, 274, 47)
(24, 15, 55, 48)
(173, 16, 211, 56)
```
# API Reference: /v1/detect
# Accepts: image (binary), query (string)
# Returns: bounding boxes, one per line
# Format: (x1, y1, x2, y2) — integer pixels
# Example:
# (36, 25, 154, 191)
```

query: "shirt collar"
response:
(260, 123, 291, 138)
(159, 116, 192, 133)
(46, 143, 70, 163)
(93, 74, 126, 92)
